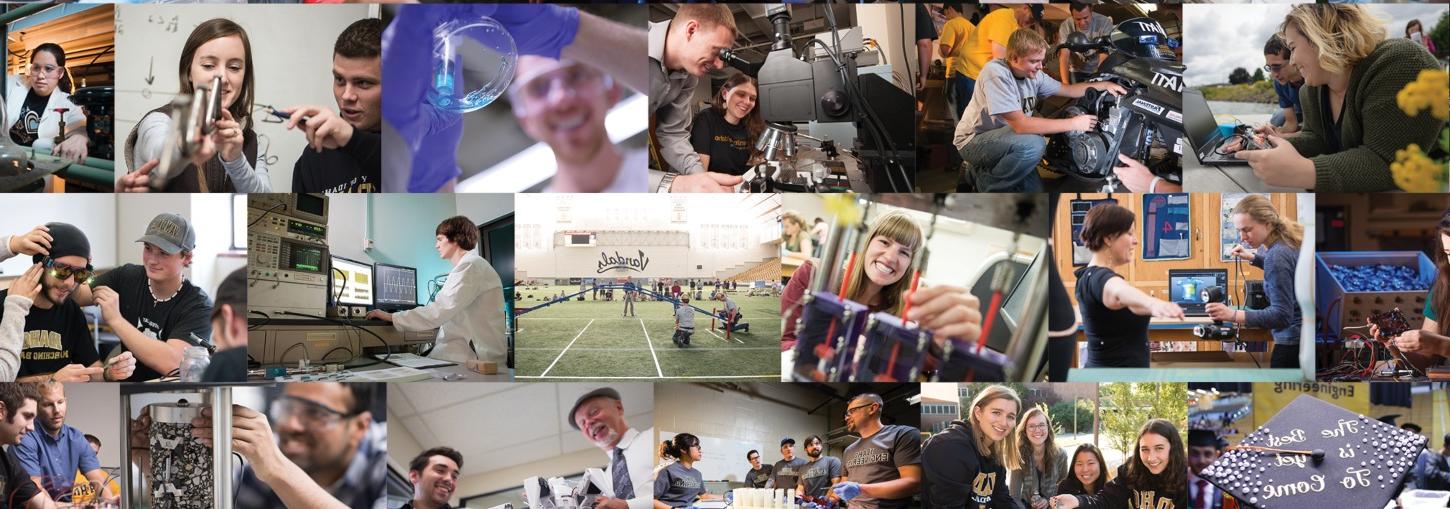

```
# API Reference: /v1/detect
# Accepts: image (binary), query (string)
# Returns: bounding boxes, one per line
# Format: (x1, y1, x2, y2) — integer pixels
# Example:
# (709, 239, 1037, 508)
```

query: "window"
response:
(231, 194, 247, 250)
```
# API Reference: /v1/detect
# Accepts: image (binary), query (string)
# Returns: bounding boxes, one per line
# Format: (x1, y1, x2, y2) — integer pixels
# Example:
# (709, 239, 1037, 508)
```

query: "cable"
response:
(276, 310, 394, 364)
(247, 201, 285, 228)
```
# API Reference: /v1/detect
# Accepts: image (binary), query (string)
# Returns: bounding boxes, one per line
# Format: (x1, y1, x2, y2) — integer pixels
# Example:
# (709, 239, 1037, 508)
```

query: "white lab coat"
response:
(391, 251, 507, 363)
(4, 76, 84, 152)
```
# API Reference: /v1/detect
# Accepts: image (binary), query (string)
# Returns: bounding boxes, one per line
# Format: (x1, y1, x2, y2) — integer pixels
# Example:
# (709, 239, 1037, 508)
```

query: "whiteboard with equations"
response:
(660, 431, 766, 483)
(114, 4, 377, 191)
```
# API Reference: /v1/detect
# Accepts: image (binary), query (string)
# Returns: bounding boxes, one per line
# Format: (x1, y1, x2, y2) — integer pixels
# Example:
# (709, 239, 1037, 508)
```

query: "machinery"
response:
(1192, 285, 1238, 340)
(746, 5, 914, 192)
(248, 193, 331, 317)
(789, 194, 1048, 382)
(123, 385, 236, 509)
(523, 468, 609, 509)
(1046, 18, 1184, 192)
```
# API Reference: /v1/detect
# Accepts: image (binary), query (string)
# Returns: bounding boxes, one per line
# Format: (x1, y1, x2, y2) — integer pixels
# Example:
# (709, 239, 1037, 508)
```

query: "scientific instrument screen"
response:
(375, 263, 419, 308)
(330, 256, 374, 306)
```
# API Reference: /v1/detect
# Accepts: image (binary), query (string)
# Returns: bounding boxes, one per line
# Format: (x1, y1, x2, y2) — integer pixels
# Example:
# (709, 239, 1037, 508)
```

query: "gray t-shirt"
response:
(746, 465, 774, 488)
(1057, 12, 1116, 74)
(675, 304, 695, 330)
(799, 456, 843, 499)
(772, 457, 808, 490)
(843, 425, 922, 509)
(723, 298, 740, 315)
(952, 59, 1064, 150)
(654, 462, 706, 508)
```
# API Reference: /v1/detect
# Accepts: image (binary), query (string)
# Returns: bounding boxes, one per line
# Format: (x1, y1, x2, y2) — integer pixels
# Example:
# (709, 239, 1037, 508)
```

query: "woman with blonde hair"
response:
(922, 385, 1022, 508)
(781, 211, 983, 352)
(1226, 4, 1442, 192)
(782, 211, 814, 259)
(1007, 406, 1067, 509)
(1205, 194, 1304, 368)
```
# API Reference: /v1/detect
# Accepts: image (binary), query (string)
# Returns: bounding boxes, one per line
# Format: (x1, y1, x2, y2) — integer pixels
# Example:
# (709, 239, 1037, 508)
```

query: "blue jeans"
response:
(959, 125, 1046, 192)
(1270, 109, 1285, 128)
(946, 74, 975, 121)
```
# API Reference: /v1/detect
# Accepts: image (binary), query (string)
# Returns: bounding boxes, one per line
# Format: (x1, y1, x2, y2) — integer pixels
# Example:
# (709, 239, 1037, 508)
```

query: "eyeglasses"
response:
(44, 258, 93, 284)
(509, 63, 613, 115)
(1262, 64, 1285, 73)
(846, 404, 876, 415)
(268, 395, 359, 427)
(29, 64, 60, 76)
(1027, 423, 1051, 431)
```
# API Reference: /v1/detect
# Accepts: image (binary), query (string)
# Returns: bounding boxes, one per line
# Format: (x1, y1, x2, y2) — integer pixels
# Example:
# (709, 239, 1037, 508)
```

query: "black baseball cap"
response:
(780, 437, 796, 447)
(567, 387, 622, 430)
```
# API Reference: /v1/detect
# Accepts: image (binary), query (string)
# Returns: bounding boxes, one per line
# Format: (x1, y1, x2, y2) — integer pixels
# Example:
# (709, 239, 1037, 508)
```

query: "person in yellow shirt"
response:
(937, 3, 975, 120)
(964, 5, 1034, 82)
(71, 434, 119, 504)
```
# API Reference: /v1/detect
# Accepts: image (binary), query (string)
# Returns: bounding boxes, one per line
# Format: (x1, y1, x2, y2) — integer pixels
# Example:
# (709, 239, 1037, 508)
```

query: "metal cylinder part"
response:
(148, 401, 212, 509)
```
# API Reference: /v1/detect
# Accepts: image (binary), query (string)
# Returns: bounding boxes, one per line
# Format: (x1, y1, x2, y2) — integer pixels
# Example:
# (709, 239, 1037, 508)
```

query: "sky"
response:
(1183, 4, 1447, 87)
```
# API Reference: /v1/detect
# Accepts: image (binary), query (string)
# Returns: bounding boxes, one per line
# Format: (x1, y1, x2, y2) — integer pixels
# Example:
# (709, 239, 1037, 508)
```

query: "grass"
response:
(1198, 81, 1278, 104)
(513, 285, 782, 381)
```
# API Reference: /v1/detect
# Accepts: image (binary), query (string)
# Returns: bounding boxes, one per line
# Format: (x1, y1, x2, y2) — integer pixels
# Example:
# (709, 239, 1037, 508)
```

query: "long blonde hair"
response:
(842, 212, 923, 316)
(1279, 5, 1385, 74)
(1006, 405, 1061, 471)
(966, 385, 1022, 467)
(1232, 194, 1303, 250)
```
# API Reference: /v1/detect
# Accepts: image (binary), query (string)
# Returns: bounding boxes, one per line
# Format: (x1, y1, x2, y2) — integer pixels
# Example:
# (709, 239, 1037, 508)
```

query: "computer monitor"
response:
(374, 263, 419, 311)
(329, 255, 374, 307)
(1168, 269, 1229, 316)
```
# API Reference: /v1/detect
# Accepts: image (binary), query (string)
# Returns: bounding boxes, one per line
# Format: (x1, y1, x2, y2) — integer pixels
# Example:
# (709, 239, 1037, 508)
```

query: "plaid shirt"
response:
(234, 423, 387, 509)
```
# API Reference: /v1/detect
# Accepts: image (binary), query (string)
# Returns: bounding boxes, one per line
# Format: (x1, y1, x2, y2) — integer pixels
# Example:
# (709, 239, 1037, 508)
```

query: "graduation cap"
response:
(1197, 394, 1428, 509)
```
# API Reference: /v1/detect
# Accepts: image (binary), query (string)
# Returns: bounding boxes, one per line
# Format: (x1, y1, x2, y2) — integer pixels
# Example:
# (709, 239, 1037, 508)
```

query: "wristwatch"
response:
(658, 172, 677, 193)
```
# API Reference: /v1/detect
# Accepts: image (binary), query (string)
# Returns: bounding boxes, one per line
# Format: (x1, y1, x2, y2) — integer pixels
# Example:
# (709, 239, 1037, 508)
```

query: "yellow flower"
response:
(1397, 70, 1449, 120)
(1391, 143, 1448, 192)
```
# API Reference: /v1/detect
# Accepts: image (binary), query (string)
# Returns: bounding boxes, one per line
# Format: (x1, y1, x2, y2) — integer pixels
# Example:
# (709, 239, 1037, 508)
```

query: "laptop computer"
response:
(1168, 268, 1229, 317)
(1183, 89, 1252, 166)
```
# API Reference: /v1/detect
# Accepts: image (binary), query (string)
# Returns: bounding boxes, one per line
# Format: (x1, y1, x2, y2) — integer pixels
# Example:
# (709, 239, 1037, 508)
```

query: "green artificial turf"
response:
(513, 285, 781, 381)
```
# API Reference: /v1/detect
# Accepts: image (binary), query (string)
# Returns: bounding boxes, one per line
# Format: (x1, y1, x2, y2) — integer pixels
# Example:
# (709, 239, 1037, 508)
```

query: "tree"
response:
(1252, 68, 1265, 82)
(1432, 10, 1450, 60)
(1229, 67, 1252, 85)
(1096, 383, 1188, 459)
(1048, 400, 1096, 435)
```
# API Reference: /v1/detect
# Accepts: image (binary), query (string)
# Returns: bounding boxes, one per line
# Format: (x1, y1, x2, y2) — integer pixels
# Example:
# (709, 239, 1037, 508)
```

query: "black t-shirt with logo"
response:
(9, 90, 48, 147)
(843, 424, 922, 509)
(292, 129, 381, 193)
(0, 445, 41, 508)
(922, 420, 1014, 509)
(0, 289, 98, 377)
(91, 264, 212, 381)
(689, 107, 752, 176)
(772, 457, 808, 491)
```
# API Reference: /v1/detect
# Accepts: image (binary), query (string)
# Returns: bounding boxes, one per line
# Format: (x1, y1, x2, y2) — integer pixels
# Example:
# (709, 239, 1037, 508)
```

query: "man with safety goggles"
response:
(511, 56, 648, 192)
(0, 224, 137, 382)
(189, 382, 385, 509)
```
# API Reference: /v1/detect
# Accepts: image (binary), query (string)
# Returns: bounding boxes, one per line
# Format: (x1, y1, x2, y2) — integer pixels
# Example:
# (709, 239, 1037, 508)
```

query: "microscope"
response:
(746, 5, 914, 193)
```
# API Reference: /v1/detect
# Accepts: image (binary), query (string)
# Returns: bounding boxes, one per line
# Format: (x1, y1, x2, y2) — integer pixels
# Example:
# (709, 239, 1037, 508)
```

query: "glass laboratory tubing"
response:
(428, 15, 518, 113)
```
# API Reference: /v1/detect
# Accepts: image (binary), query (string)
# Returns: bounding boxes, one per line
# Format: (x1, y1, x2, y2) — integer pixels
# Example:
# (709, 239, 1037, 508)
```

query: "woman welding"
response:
(1074, 203, 1185, 368)
(1205, 194, 1304, 368)
(366, 216, 506, 364)
(781, 211, 983, 363)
